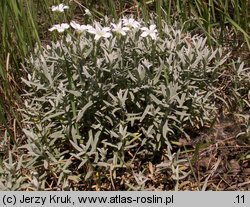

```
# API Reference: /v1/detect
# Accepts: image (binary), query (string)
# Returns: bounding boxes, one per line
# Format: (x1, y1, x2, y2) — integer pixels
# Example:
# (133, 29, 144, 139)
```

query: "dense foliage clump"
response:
(17, 17, 234, 189)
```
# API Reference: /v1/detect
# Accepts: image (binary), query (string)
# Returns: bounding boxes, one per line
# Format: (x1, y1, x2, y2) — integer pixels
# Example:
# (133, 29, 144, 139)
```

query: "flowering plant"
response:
(49, 23, 70, 33)
(21, 10, 232, 189)
(51, 3, 69, 12)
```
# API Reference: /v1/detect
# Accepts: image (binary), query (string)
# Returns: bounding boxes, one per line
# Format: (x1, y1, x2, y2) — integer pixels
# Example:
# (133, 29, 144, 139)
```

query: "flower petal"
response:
(141, 32, 148, 37)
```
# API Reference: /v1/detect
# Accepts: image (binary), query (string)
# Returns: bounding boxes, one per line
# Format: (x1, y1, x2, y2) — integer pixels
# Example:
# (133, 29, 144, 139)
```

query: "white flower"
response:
(70, 21, 92, 33)
(48, 23, 70, 33)
(122, 18, 140, 29)
(140, 24, 157, 40)
(85, 8, 92, 16)
(87, 22, 112, 40)
(51, 3, 69, 12)
(111, 22, 129, 36)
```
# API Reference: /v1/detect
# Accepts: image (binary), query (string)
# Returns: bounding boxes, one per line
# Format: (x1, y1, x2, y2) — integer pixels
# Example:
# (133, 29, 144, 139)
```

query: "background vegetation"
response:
(0, 0, 249, 190)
